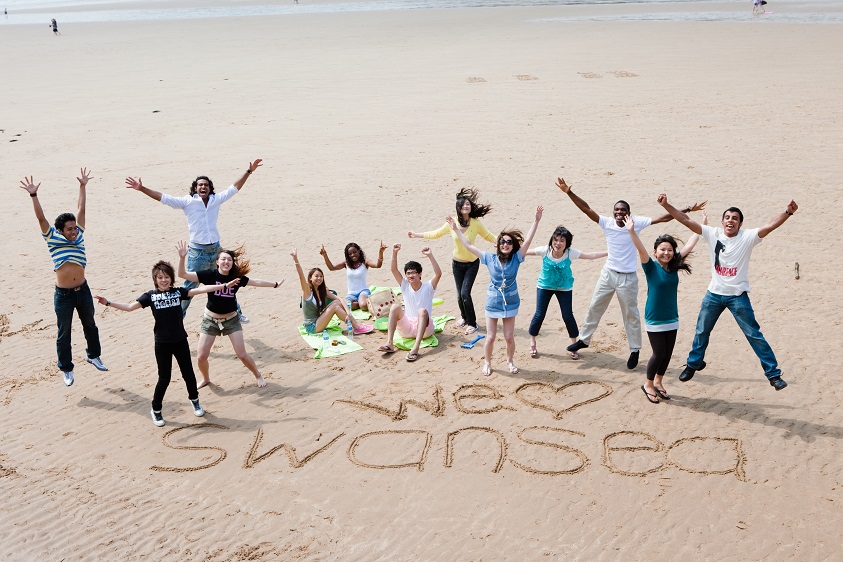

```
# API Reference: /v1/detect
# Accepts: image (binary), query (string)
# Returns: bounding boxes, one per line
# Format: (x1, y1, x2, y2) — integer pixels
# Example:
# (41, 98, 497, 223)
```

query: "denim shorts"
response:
(303, 321, 318, 334)
(200, 312, 242, 336)
(348, 288, 371, 302)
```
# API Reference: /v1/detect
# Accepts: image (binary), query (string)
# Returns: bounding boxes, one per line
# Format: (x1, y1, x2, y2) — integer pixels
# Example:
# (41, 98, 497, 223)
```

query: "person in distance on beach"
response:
(556, 177, 706, 370)
(50, 18, 60, 35)
(408, 188, 496, 336)
(377, 244, 442, 363)
(624, 212, 704, 403)
(20, 169, 109, 387)
(523, 226, 607, 360)
(94, 261, 239, 427)
(657, 194, 797, 391)
(447, 206, 543, 376)
(125, 159, 262, 320)
(292, 248, 374, 337)
(177, 241, 283, 389)
(319, 241, 387, 311)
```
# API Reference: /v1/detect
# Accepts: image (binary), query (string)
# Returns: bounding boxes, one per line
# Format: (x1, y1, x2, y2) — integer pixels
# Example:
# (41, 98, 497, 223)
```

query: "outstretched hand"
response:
(623, 216, 635, 232)
(248, 159, 263, 173)
(223, 278, 241, 290)
(19, 176, 40, 196)
(176, 240, 188, 258)
(379, 240, 387, 252)
(555, 177, 571, 193)
(94, 295, 108, 306)
(690, 200, 708, 212)
(535, 205, 544, 221)
(77, 167, 93, 187)
(787, 200, 798, 214)
(290, 247, 298, 260)
(125, 177, 144, 191)
(445, 215, 456, 229)
(657, 193, 668, 207)
(701, 209, 709, 225)
(319, 244, 327, 256)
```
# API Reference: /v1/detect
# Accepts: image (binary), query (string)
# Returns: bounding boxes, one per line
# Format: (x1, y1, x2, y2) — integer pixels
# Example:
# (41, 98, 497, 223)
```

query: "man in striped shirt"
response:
(21, 169, 108, 387)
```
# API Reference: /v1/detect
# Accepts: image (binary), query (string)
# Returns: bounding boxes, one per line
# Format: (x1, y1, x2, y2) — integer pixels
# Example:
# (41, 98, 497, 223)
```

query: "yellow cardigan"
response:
(423, 218, 496, 262)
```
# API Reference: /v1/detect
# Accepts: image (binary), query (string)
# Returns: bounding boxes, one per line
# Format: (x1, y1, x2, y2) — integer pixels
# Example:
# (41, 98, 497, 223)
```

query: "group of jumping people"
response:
(22, 161, 798, 426)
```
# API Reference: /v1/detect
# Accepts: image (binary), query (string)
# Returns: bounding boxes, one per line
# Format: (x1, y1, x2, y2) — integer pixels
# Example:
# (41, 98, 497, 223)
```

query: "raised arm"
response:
(188, 278, 241, 295)
(408, 222, 449, 240)
(319, 245, 346, 271)
(232, 159, 263, 191)
(244, 278, 285, 289)
(75, 167, 91, 229)
(291, 248, 312, 299)
(445, 216, 482, 259)
(366, 240, 387, 269)
(20, 176, 50, 233)
(758, 200, 798, 239)
(93, 295, 142, 312)
(651, 199, 707, 225)
(519, 205, 543, 257)
(176, 240, 200, 282)
(556, 177, 599, 223)
(389, 244, 404, 285)
(680, 210, 707, 257)
(623, 216, 650, 263)
(578, 250, 609, 260)
(657, 194, 702, 235)
(125, 177, 164, 201)
(421, 247, 443, 289)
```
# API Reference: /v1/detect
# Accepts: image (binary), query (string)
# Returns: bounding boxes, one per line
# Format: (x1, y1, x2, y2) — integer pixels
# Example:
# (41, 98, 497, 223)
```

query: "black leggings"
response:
(152, 339, 199, 411)
(452, 259, 480, 328)
(646, 330, 677, 381)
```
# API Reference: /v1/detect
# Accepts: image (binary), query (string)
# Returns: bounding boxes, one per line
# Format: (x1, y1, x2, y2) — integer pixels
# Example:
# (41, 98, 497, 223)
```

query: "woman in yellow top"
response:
(408, 188, 495, 335)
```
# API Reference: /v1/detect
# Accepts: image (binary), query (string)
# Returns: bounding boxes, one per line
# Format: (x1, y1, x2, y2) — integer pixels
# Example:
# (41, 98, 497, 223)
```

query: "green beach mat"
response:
(375, 314, 454, 332)
(298, 318, 363, 359)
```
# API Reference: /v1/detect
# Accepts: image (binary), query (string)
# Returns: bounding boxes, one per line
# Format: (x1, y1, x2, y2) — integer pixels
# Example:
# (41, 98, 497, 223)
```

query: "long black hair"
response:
(307, 267, 328, 311)
(344, 242, 366, 269)
(653, 235, 692, 274)
(455, 188, 492, 228)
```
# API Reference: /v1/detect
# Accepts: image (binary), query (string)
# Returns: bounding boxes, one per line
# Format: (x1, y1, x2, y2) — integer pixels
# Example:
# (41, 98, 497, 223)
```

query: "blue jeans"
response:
(54, 281, 101, 372)
(687, 291, 781, 379)
(181, 243, 243, 317)
(529, 288, 578, 338)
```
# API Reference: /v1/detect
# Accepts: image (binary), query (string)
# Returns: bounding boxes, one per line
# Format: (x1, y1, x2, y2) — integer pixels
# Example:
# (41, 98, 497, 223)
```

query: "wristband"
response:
(785, 210, 793, 216)
(30, 193, 37, 198)
(246, 169, 252, 175)
(106, 300, 110, 307)
(274, 281, 278, 288)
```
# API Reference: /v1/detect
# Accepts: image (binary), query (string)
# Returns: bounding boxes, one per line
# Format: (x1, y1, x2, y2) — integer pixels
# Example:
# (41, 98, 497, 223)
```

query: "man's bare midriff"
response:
(55, 263, 86, 288)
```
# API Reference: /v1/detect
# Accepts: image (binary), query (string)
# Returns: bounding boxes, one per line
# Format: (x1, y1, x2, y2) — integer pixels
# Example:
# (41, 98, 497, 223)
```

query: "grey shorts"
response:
(200, 312, 242, 336)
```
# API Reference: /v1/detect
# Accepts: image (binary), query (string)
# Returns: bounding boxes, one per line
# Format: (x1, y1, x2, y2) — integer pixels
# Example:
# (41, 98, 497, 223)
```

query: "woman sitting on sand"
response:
(408, 188, 496, 335)
(624, 212, 703, 404)
(292, 248, 374, 336)
(177, 241, 283, 389)
(319, 241, 387, 311)
(447, 205, 542, 376)
(94, 261, 239, 427)
(524, 226, 607, 359)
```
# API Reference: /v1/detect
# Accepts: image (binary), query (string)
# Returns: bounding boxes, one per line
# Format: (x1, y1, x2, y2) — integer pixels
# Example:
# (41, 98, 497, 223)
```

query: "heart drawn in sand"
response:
(515, 381, 613, 419)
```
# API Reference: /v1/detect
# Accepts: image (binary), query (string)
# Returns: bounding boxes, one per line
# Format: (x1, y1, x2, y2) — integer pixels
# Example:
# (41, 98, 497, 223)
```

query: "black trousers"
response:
(452, 259, 480, 328)
(152, 339, 198, 411)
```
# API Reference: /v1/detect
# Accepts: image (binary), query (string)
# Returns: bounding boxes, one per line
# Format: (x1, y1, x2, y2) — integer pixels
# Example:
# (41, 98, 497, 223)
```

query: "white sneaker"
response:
(150, 409, 165, 427)
(86, 357, 109, 371)
(63, 370, 74, 387)
(239, 314, 250, 324)
(190, 398, 205, 417)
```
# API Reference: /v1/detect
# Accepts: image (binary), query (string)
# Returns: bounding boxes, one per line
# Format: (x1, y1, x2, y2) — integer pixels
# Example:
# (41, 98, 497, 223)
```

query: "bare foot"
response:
(196, 379, 210, 390)
(255, 375, 266, 388)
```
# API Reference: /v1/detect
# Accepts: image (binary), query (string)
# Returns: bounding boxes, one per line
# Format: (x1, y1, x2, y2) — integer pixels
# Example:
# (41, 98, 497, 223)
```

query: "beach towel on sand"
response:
(298, 318, 363, 358)
(375, 315, 455, 350)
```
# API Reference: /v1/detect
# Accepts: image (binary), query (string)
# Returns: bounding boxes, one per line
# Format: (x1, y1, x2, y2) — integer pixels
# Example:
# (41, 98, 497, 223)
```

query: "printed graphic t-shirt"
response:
(196, 270, 249, 314)
(137, 287, 191, 343)
(700, 225, 761, 296)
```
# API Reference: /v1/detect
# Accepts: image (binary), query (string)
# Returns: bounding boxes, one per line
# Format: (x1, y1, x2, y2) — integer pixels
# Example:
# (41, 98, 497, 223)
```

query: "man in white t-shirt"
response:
(556, 178, 704, 369)
(659, 194, 798, 391)
(378, 244, 442, 362)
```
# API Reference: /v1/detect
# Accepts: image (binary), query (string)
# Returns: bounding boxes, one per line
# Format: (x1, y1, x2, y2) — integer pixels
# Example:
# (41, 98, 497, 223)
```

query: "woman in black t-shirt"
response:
(176, 241, 283, 390)
(94, 260, 238, 427)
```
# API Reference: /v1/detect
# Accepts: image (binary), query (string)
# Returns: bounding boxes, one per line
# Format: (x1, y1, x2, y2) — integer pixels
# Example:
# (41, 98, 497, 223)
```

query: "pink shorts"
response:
(397, 315, 435, 339)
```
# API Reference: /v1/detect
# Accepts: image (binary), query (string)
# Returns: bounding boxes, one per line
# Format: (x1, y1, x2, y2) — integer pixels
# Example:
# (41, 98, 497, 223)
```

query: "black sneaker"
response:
(567, 340, 588, 353)
(627, 351, 639, 370)
(679, 360, 706, 382)
(150, 409, 165, 427)
(769, 376, 788, 391)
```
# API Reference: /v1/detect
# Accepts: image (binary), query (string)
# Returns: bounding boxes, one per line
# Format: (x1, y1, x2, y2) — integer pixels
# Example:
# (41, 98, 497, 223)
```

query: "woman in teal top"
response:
(625, 213, 704, 404)
(524, 226, 606, 359)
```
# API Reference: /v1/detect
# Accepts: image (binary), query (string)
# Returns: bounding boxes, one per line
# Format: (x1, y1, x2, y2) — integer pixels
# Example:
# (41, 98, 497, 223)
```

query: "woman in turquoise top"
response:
(625, 213, 704, 404)
(524, 226, 607, 360)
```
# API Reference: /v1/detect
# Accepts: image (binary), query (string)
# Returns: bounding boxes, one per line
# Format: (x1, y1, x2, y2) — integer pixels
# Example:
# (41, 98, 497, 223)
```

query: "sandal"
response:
(508, 362, 519, 374)
(641, 385, 660, 404)
(530, 344, 538, 358)
(482, 361, 491, 377)
(654, 387, 670, 400)
(406, 352, 419, 362)
(464, 325, 478, 336)
(569, 351, 580, 360)
(456, 318, 466, 328)
(377, 344, 397, 353)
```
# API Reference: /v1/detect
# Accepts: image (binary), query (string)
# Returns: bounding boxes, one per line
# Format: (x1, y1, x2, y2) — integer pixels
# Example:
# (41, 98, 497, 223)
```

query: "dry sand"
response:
(1, 2, 842, 559)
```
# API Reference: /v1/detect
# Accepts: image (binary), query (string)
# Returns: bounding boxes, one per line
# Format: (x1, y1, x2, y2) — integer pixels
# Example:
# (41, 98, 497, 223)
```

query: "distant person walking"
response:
(50, 18, 60, 35)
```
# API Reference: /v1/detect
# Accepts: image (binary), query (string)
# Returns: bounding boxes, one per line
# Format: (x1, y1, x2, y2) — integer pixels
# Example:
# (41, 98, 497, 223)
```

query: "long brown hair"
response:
(496, 229, 524, 264)
(218, 245, 251, 277)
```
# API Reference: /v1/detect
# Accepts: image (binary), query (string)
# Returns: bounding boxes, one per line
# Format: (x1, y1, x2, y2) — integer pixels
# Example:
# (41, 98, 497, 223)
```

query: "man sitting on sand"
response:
(378, 244, 442, 362)
(125, 159, 262, 320)
(21, 169, 109, 387)
(657, 194, 797, 391)
(556, 177, 705, 369)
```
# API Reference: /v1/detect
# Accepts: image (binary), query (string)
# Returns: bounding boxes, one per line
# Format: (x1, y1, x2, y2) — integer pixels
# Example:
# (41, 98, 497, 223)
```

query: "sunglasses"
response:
(499, 239, 514, 246)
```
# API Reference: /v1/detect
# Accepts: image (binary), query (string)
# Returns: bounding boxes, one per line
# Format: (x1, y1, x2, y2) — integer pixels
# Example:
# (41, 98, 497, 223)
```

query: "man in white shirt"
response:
(125, 159, 262, 318)
(378, 244, 442, 363)
(556, 177, 704, 369)
(658, 194, 798, 391)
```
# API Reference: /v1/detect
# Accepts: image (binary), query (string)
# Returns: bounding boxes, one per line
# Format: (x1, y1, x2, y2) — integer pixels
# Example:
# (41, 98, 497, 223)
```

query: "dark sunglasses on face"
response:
(499, 239, 514, 246)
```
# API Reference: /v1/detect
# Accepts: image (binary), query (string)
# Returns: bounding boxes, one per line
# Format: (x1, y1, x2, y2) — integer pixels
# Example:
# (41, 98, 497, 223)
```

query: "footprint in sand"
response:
(467, 77, 487, 83)
(608, 70, 639, 78)
(515, 74, 538, 81)
(578, 72, 603, 79)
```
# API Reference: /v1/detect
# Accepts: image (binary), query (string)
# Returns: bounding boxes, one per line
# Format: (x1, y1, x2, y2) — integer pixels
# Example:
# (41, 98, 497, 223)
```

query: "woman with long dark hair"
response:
(408, 188, 495, 335)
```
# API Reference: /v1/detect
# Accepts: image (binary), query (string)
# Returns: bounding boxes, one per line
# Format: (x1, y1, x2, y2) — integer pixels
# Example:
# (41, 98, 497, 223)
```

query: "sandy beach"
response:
(1, 1, 842, 559)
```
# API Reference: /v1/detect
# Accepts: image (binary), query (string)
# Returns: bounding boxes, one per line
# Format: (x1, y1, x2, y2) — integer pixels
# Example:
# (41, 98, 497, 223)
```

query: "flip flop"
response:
(456, 319, 466, 328)
(378, 345, 397, 353)
(569, 351, 580, 360)
(641, 385, 660, 404)
(406, 352, 419, 362)
(464, 325, 478, 336)
(654, 387, 670, 400)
